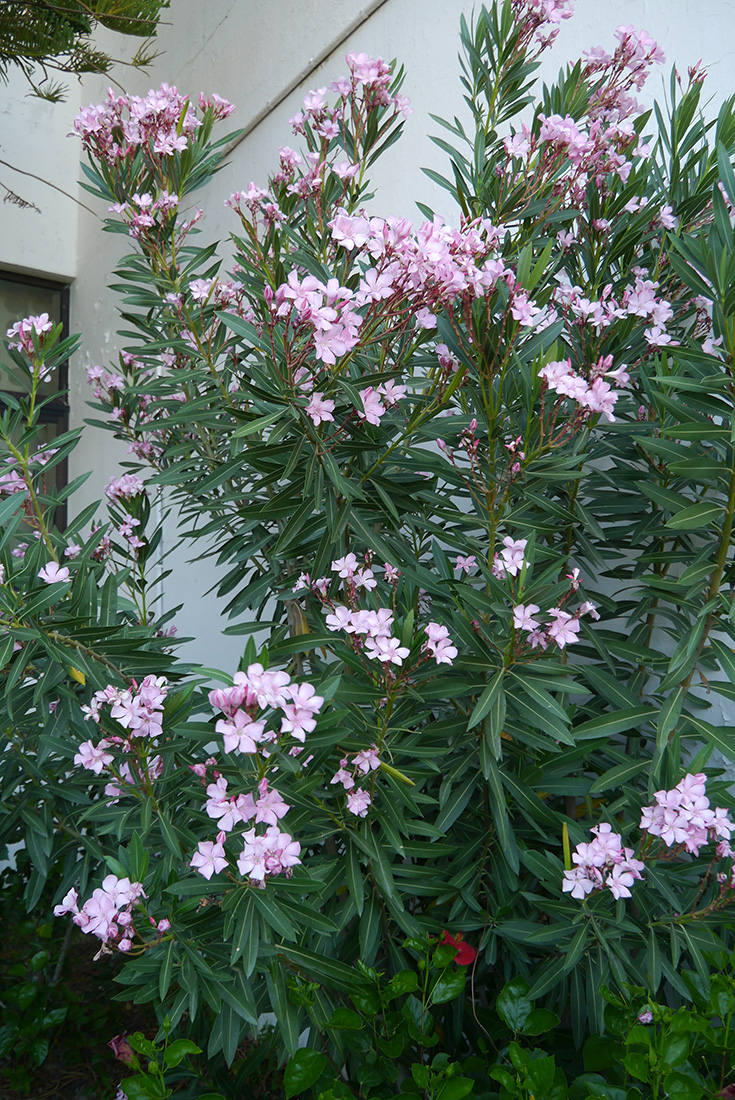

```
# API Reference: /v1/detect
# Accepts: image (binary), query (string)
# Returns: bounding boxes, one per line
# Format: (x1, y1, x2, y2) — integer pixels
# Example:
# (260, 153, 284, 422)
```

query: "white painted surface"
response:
(1, 0, 733, 664)
(0, 69, 80, 280)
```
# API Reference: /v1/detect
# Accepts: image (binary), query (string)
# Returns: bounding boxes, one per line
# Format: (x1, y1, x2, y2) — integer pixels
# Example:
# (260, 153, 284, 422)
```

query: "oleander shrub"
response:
(4, 2, 735, 1097)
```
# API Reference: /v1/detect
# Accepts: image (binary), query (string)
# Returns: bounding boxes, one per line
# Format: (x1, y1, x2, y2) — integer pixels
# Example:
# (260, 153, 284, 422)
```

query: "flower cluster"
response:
(564, 775, 735, 905)
(423, 622, 458, 665)
(209, 663, 324, 747)
(227, 52, 409, 228)
(309, 552, 457, 671)
(6, 313, 55, 374)
(275, 272, 363, 366)
(329, 210, 504, 324)
(110, 189, 181, 239)
(73, 83, 232, 166)
(0, 445, 59, 499)
(53, 876, 150, 953)
(514, 602, 585, 649)
(539, 357, 623, 422)
(511, 0, 573, 50)
(194, 776, 301, 886)
(551, 274, 677, 351)
(75, 676, 168, 801)
(490, 538, 600, 651)
(189, 664, 324, 887)
(105, 473, 146, 502)
(641, 773, 734, 855)
(492, 536, 528, 579)
(503, 18, 665, 194)
(562, 823, 645, 900)
(331, 744, 381, 817)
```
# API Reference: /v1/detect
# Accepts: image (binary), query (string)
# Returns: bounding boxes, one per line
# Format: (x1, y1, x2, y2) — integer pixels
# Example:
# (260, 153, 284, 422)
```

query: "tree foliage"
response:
(0, 0, 169, 100)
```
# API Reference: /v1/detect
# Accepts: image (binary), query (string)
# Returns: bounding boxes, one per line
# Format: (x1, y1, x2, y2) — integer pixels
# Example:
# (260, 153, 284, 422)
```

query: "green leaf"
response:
(436, 1078, 475, 1100)
(326, 1008, 364, 1030)
(231, 410, 287, 438)
(430, 967, 466, 1005)
(496, 977, 532, 1031)
(666, 502, 723, 530)
(163, 1039, 202, 1069)
(284, 1049, 328, 1099)
(662, 1071, 704, 1100)
(574, 707, 655, 740)
(660, 1032, 690, 1068)
(623, 1052, 650, 1083)
(277, 946, 362, 993)
(467, 670, 504, 729)
(522, 1008, 560, 1036)
(159, 941, 174, 1001)
(683, 714, 735, 760)
(589, 759, 650, 794)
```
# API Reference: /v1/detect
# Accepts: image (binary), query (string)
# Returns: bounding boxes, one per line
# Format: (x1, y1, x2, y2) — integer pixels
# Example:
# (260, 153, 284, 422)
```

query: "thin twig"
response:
(0, 157, 100, 217)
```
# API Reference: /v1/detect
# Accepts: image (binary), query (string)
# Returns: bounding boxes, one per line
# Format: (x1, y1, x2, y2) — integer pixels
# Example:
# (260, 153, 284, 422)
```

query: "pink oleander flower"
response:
(546, 608, 580, 649)
(358, 386, 386, 426)
(331, 758, 355, 790)
(74, 738, 114, 774)
(55, 875, 145, 947)
(237, 826, 301, 884)
(513, 603, 541, 631)
(424, 622, 458, 665)
(492, 536, 527, 578)
(191, 839, 228, 880)
(254, 778, 290, 826)
(354, 566, 377, 591)
(563, 822, 644, 901)
(109, 675, 167, 739)
(0, 461, 26, 494)
(38, 562, 70, 584)
(365, 635, 410, 665)
(455, 555, 477, 575)
(305, 392, 335, 426)
(332, 552, 358, 579)
(325, 604, 354, 632)
(353, 746, 380, 774)
(6, 313, 54, 371)
(53, 888, 79, 917)
(346, 788, 372, 817)
(280, 681, 324, 741)
(384, 562, 401, 583)
(105, 473, 145, 502)
(216, 709, 266, 754)
(238, 663, 291, 709)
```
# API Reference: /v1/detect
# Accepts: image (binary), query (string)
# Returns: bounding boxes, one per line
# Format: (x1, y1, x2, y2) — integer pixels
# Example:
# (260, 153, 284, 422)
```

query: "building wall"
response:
(1, 0, 733, 667)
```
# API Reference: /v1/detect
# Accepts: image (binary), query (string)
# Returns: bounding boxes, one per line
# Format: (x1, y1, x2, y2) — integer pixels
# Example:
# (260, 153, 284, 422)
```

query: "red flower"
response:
(440, 930, 476, 966)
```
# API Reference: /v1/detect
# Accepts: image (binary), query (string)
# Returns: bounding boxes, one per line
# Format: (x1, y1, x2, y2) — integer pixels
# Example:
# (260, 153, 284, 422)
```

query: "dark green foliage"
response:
(0, 0, 169, 100)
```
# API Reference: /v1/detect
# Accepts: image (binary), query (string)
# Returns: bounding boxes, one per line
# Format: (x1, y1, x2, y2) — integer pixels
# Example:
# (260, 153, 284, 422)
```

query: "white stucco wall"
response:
(1, 0, 732, 666)
(0, 69, 80, 280)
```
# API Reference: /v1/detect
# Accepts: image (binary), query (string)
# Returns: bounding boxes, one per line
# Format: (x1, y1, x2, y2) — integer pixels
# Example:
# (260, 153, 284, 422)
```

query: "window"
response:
(0, 271, 71, 527)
